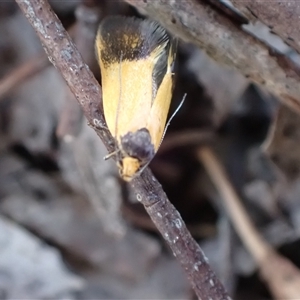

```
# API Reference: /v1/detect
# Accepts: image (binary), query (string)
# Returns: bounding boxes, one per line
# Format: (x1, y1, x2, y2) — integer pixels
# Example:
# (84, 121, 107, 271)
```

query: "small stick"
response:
(198, 146, 271, 262)
(56, 4, 101, 139)
(198, 146, 300, 299)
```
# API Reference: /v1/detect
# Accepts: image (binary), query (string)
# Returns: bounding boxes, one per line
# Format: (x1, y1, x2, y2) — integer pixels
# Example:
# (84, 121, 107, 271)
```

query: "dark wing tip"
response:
(97, 15, 172, 63)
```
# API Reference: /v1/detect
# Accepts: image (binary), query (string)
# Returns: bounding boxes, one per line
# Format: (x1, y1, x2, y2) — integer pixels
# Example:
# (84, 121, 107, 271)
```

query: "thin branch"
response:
(0, 54, 48, 101)
(56, 4, 101, 139)
(124, 0, 300, 113)
(131, 174, 231, 300)
(198, 146, 271, 263)
(231, 0, 300, 54)
(198, 146, 300, 299)
(15, 1, 230, 299)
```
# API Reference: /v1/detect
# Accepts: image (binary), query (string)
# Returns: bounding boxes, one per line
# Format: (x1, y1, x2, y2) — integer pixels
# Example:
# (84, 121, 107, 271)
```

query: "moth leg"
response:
(104, 150, 119, 160)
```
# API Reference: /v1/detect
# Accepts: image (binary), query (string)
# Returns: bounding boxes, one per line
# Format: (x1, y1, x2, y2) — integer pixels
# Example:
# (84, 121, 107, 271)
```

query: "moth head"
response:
(119, 128, 155, 181)
(119, 157, 141, 181)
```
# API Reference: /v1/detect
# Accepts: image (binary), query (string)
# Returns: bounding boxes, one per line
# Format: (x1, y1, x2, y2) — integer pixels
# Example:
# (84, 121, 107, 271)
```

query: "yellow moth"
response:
(95, 16, 176, 181)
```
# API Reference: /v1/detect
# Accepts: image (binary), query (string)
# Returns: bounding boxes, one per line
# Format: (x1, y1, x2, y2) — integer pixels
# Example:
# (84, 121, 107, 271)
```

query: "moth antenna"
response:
(159, 93, 186, 148)
(133, 93, 187, 179)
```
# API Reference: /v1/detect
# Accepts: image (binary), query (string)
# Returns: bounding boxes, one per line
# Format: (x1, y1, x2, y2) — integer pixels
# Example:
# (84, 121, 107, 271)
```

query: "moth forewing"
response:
(95, 16, 176, 181)
(100, 59, 153, 138)
(147, 40, 176, 151)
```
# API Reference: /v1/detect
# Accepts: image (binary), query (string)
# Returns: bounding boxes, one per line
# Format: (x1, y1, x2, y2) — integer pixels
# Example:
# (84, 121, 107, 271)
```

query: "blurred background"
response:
(1, 1, 300, 299)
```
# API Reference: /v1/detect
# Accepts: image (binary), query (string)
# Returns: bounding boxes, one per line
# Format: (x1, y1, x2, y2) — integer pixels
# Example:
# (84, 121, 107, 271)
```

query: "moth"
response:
(95, 16, 176, 181)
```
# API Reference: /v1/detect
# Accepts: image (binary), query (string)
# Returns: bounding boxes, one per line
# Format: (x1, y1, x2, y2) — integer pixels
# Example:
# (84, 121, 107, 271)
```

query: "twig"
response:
(231, 0, 300, 54)
(122, 204, 216, 238)
(15, 1, 230, 299)
(198, 146, 271, 262)
(131, 173, 231, 300)
(198, 146, 300, 299)
(124, 0, 300, 114)
(0, 54, 48, 101)
(56, 3, 101, 139)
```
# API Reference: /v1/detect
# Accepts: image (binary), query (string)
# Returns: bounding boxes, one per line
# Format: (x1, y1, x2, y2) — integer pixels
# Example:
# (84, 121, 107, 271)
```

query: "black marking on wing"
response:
(152, 37, 176, 101)
(98, 16, 171, 67)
